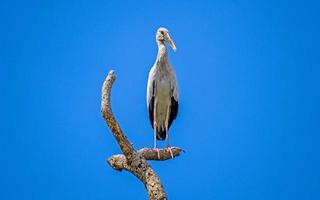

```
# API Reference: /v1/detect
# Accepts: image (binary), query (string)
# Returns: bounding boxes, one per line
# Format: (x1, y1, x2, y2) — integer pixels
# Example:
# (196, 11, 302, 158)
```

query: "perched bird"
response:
(147, 27, 179, 154)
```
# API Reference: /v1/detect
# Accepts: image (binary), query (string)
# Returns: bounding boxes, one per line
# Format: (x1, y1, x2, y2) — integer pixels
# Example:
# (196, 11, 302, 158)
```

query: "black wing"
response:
(148, 81, 155, 128)
(148, 96, 155, 128)
(168, 97, 178, 129)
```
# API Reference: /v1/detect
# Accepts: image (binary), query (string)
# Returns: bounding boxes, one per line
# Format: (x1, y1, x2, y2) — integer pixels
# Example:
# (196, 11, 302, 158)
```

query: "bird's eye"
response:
(160, 31, 164, 35)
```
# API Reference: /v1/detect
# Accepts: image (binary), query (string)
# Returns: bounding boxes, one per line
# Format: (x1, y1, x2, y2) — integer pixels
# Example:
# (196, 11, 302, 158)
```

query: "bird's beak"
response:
(165, 34, 177, 52)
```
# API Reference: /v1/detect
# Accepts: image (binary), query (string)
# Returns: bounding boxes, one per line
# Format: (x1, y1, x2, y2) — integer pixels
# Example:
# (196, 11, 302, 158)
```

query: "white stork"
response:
(147, 27, 179, 155)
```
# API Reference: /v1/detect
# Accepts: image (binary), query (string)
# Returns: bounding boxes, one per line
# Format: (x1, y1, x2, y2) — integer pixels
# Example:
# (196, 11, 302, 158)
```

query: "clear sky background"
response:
(1, 0, 319, 199)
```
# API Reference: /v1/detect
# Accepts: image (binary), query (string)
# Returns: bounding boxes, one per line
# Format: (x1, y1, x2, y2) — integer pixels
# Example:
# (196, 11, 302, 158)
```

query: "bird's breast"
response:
(156, 78, 171, 96)
(154, 79, 171, 124)
(153, 65, 173, 101)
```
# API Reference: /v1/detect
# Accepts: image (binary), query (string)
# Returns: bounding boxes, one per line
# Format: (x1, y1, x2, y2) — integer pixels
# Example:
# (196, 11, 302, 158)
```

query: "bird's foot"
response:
(154, 148, 161, 159)
(167, 147, 174, 159)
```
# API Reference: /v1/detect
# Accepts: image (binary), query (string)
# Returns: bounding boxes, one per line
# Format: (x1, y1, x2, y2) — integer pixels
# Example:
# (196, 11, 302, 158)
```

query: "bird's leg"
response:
(165, 127, 174, 159)
(153, 101, 160, 159)
(153, 122, 157, 149)
(165, 132, 170, 148)
(153, 123, 160, 159)
(165, 107, 174, 159)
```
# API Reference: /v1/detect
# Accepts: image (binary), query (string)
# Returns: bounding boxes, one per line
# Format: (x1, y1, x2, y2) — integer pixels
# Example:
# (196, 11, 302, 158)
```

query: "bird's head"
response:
(156, 27, 177, 52)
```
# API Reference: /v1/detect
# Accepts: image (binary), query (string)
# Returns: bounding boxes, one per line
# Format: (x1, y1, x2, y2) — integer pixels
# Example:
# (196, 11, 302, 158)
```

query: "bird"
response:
(146, 27, 179, 157)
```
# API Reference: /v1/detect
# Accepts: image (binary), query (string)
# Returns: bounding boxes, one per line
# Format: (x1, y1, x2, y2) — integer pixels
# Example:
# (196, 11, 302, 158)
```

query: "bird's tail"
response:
(156, 127, 167, 140)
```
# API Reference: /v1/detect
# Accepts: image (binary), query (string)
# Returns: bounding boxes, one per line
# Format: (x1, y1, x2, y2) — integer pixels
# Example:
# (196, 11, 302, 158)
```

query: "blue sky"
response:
(1, 0, 319, 199)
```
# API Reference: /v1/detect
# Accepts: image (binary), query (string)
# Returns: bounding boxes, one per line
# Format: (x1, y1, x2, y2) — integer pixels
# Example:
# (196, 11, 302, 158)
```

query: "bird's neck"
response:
(156, 40, 169, 65)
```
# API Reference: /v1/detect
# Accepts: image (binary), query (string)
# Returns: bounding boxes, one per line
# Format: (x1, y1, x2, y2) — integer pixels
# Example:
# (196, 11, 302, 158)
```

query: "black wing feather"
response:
(148, 81, 156, 128)
(168, 97, 178, 129)
(148, 96, 155, 128)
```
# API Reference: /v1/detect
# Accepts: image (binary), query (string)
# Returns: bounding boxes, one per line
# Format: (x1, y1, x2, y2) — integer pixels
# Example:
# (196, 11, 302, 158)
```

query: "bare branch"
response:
(101, 70, 135, 159)
(138, 147, 183, 161)
(101, 70, 183, 200)
(108, 147, 183, 170)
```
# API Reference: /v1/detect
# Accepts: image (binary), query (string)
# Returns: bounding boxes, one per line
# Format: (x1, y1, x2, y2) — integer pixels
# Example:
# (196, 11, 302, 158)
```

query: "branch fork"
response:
(101, 70, 183, 200)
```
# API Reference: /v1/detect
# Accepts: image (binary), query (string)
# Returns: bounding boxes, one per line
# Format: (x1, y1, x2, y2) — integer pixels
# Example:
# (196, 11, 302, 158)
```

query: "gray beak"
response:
(165, 33, 177, 52)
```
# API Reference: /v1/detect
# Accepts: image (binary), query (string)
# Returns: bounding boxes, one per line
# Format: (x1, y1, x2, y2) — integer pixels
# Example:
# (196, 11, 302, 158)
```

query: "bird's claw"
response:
(154, 148, 161, 159)
(167, 147, 174, 159)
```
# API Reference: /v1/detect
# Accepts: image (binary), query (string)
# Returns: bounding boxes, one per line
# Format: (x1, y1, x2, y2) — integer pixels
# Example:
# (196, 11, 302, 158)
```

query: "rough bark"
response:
(101, 70, 183, 200)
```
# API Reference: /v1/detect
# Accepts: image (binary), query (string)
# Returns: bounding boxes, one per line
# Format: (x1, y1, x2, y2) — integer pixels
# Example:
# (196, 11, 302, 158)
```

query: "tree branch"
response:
(101, 70, 183, 200)
(101, 70, 134, 160)
(138, 147, 183, 161)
